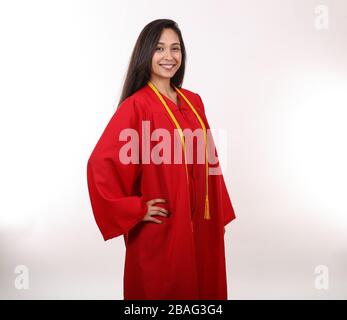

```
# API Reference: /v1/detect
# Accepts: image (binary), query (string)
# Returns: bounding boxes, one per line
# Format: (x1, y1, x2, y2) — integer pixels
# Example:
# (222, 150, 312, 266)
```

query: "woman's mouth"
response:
(159, 64, 176, 71)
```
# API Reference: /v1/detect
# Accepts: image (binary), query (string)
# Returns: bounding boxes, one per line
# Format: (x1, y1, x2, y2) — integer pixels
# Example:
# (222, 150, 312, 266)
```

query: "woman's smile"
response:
(159, 63, 176, 71)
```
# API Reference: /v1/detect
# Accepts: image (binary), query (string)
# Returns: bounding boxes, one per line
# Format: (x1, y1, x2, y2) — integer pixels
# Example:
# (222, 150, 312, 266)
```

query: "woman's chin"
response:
(156, 72, 175, 79)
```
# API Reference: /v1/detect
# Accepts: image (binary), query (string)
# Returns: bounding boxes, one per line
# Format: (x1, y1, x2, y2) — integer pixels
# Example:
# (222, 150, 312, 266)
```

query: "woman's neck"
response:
(149, 77, 175, 96)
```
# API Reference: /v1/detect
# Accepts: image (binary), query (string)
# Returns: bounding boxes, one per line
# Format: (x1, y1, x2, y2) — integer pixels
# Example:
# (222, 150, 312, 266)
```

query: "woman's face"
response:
(151, 28, 182, 80)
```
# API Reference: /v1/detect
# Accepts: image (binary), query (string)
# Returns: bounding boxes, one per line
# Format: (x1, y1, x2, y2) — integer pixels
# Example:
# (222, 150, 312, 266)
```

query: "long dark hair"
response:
(117, 19, 186, 108)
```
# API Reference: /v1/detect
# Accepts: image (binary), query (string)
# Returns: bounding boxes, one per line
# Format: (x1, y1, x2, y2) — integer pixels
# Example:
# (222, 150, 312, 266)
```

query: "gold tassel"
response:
(204, 194, 211, 219)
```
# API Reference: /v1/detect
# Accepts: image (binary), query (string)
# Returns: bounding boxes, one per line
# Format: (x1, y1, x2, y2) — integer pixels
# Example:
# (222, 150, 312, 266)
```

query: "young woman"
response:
(87, 19, 236, 300)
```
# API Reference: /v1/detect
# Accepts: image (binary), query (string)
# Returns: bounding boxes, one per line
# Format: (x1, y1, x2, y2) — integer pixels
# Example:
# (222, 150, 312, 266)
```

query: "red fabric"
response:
(87, 84, 236, 299)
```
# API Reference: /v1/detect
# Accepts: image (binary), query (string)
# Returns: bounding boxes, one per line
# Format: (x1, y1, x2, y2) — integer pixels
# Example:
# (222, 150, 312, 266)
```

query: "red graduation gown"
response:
(87, 84, 236, 299)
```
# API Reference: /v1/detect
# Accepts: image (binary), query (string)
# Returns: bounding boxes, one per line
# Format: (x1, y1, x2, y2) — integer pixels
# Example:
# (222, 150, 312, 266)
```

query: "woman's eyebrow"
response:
(157, 42, 181, 46)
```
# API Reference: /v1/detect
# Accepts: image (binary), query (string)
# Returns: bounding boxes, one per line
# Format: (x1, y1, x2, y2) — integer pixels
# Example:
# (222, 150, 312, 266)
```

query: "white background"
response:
(0, 0, 346, 299)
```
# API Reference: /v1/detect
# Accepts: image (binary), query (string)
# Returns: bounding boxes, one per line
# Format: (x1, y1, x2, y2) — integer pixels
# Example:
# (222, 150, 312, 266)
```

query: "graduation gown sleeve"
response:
(87, 96, 148, 241)
(195, 93, 236, 226)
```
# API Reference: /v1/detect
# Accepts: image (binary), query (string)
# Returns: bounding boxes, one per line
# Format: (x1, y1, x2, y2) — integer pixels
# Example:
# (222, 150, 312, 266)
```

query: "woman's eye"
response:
(156, 47, 180, 52)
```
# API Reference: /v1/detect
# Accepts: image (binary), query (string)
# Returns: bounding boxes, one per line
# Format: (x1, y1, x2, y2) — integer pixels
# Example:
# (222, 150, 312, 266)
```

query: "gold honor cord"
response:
(147, 81, 190, 182)
(147, 80, 211, 220)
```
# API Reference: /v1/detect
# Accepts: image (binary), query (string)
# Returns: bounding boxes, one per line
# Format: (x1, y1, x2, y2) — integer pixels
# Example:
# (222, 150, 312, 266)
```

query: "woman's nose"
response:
(163, 50, 173, 60)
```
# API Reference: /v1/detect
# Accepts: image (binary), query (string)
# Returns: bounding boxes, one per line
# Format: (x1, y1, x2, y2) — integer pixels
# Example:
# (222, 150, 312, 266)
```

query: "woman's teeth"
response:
(160, 64, 175, 70)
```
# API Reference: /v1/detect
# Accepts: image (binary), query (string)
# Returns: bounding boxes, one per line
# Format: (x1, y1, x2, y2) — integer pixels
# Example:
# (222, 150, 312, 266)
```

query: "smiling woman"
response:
(151, 30, 182, 106)
(86, 18, 236, 300)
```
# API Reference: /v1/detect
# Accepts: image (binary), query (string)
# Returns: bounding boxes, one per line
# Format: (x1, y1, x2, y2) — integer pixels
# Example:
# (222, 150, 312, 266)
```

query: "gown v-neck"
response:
(163, 94, 180, 108)
(160, 89, 182, 110)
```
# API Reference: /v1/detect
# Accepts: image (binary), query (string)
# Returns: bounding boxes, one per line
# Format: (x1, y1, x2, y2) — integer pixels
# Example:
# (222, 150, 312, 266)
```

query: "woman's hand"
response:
(142, 198, 170, 224)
